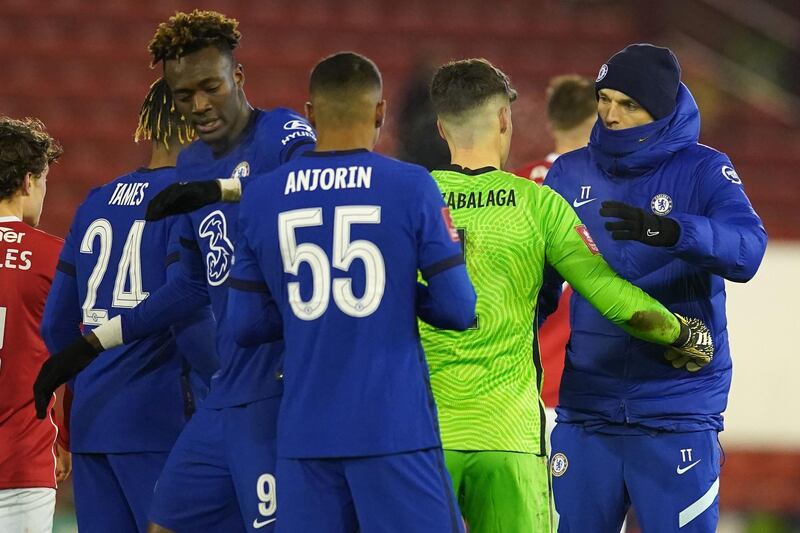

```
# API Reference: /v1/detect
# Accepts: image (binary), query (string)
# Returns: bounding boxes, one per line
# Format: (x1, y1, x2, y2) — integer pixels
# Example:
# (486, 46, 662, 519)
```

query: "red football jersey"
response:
(0, 216, 68, 489)
(512, 154, 570, 407)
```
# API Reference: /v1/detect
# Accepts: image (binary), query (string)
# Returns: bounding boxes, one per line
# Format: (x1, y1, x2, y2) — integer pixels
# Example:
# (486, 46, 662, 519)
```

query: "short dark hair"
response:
(0, 117, 62, 201)
(430, 58, 517, 117)
(149, 10, 241, 66)
(546, 75, 597, 130)
(134, 78, 195, 148)
(309, 52, 382, 97)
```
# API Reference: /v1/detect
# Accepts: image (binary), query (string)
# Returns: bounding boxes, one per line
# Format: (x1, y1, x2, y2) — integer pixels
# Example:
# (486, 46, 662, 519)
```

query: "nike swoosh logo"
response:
(676, 459, 701, 475)
(646, 229, 660, 237)
(253, 517, 277, 529)
(573, 198, 597, 208)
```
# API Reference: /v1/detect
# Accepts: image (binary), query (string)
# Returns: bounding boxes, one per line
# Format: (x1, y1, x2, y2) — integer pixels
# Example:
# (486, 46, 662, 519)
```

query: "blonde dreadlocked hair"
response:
(134, 78, 194, 149)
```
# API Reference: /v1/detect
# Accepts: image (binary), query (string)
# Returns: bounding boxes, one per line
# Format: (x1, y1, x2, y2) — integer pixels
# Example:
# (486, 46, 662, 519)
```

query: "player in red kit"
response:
(513, 76, 597, 447)
(0, 117, 70, 533)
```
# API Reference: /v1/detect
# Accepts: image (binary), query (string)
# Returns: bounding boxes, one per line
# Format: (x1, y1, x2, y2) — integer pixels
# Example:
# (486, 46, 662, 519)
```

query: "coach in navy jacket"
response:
(542, 44, 767, 532)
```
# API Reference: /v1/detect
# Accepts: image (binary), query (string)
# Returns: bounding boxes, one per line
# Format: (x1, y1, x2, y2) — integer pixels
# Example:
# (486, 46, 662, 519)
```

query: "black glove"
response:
(145, 180, 221, 221)
(33, 336, 99, 419)
(599, 201, 680, 247)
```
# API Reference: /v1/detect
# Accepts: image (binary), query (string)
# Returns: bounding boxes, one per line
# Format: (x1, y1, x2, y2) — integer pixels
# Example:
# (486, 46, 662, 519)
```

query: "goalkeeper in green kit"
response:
(421, 58, 714, 533)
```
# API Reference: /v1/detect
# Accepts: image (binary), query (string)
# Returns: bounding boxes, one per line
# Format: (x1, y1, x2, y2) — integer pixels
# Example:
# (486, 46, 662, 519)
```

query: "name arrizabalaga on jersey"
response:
(443, 189, 517, 210)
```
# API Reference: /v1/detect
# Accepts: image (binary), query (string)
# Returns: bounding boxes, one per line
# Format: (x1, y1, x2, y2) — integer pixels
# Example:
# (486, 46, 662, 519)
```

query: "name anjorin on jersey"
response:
(284, 166, 372, 195)
(108, 182, 150, 206)
(443, 189, 517, 210)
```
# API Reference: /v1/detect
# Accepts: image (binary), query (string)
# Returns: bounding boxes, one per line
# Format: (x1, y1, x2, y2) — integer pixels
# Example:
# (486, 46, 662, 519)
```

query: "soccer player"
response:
(36, 78, 211, 533)
(421, 58, 715, 533)
(542, 44, 768, 531)
(512, 74, 598, 446)
(35, 10, 316, 532)
(0, 116, 68, 533)
(226, 51, 475, 533)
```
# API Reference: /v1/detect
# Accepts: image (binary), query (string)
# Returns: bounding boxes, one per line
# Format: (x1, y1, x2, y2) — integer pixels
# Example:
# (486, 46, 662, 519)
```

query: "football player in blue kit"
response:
(227, 52, 476, 533)
(36, 77, 215, 533)
(34, 10, 316, 533)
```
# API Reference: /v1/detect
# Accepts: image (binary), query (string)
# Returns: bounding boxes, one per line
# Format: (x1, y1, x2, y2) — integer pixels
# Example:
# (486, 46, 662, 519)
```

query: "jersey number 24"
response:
(278, 205, 385, 321)
(80, 219, 149, 325)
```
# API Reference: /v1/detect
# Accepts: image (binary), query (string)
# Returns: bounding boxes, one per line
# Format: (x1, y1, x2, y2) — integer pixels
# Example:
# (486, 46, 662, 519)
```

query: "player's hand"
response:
(666, 313, 714, 372)
(145, 180, 222, 221)
(599, 201, 680, 247)
(55, 443, 72, 483)
(33, 336, 100, 419)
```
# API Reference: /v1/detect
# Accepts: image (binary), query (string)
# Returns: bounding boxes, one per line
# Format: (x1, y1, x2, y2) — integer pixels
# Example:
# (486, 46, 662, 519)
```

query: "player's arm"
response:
(146, 115, 316, 221)
(163, 217, 218, 386)
(537, 265, 564, 327)
(226, 219, 283, 347)
(599, 156, 767, 282)
(416, 172, 476, 330)
(40, 225, 83, 352)
(541, 187, 713, 367)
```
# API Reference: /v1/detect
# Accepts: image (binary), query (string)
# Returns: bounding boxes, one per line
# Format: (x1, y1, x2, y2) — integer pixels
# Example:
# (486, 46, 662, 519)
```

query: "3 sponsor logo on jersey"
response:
(650, 193, 673, 215)
(551, 452, 569, 477)
(198, 210, 235, 286)
(231, 161, 250, 180)
(721, 165, 742, 184)
(281, 120, 316, 146)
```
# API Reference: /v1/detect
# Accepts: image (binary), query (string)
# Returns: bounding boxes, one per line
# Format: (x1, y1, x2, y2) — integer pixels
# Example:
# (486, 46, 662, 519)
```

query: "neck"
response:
(148, 142, 179, 169)
(0, 197, 23, 220)
(313, 124, 375, 152)
(553, 130, 588, 156)
(448, 146, 501, 171)
(211, 101, 254, 155)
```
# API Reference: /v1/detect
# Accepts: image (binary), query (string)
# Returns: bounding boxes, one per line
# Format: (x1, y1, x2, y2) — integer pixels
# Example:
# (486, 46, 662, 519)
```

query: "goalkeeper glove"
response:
(666, 313, 714, 372)
(599, 201, 680, 247)
(145, 178, 241, 221)
(33, 336, 100, 419)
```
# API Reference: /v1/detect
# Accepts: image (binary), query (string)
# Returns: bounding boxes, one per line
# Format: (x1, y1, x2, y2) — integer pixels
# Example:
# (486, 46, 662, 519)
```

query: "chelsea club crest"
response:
(651, 193, 673, 216)
(231, 161, 250, 179)
(551, 453, 569, 477)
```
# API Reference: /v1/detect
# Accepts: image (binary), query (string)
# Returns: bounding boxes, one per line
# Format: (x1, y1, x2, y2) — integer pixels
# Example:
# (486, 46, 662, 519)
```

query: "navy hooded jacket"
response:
(540, 83, 767, 433)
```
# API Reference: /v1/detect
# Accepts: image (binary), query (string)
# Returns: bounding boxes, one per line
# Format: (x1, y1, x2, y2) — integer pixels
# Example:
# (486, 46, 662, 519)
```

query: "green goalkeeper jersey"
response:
(420, 166, 680, 455)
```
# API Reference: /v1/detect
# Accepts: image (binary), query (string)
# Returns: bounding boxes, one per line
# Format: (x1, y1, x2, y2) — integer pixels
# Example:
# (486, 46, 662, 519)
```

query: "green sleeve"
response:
(540, 186, 680, 345)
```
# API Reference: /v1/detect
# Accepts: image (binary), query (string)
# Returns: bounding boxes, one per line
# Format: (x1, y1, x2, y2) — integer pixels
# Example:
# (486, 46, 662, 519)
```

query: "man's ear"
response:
(234, 63, 245, 89)
(20, 173, 34, 196)
(499, 106, 510, 135)
(305, 102, 316, 128)
(375, 100, 386, 129)
(436, 118, 447, 141)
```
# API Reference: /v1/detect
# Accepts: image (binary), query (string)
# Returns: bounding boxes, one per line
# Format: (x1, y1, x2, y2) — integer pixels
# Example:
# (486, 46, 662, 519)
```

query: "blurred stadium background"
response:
(2, 0, 797, 531)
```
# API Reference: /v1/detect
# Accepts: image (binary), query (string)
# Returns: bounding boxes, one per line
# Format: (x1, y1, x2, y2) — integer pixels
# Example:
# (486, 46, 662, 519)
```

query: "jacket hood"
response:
(588, 83, 700, 178)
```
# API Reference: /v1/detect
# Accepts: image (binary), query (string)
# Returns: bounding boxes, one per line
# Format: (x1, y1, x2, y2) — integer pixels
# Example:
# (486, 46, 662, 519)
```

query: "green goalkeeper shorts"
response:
(444, 450, 551, 533)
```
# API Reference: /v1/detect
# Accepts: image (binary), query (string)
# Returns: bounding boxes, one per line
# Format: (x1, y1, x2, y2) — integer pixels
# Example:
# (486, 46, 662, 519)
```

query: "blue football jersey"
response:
(48, 167, 198, 453)
(175, 108, 316, 408)
(233, 149, 467, 458)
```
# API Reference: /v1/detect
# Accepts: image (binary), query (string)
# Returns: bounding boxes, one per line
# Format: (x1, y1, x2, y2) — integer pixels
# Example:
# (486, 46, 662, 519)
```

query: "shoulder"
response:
(676, 143, 741, 186)
(256, 107, 313, 135)
(176, 139, 210, 168)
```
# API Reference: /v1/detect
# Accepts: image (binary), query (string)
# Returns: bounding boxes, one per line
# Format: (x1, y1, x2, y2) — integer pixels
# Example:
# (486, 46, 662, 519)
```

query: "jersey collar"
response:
(0, 215, 21, 223)
(434, 164, 498, 176)
(303, 148, 369, 157)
